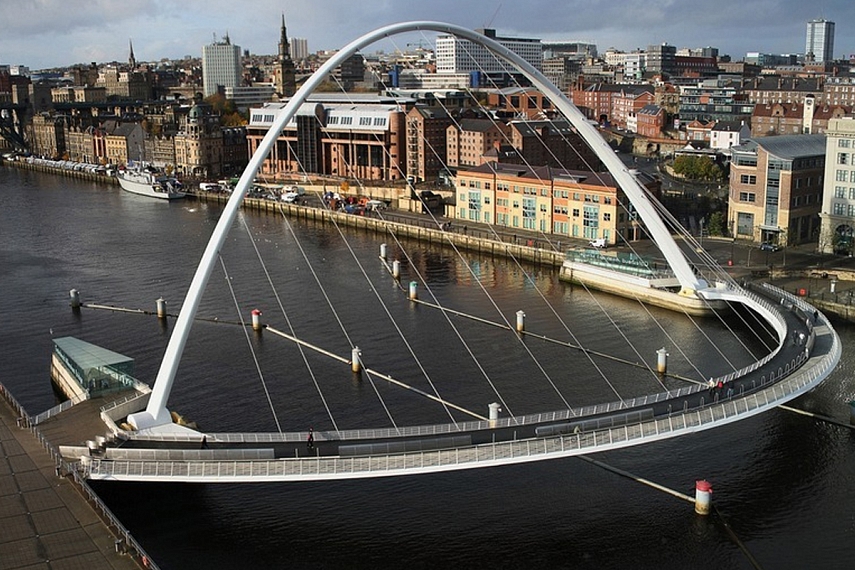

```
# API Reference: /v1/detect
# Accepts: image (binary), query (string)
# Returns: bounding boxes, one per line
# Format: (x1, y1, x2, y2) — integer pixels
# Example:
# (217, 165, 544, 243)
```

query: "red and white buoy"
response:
(694, 480, 713, 515)
(251, 309, 263, 331)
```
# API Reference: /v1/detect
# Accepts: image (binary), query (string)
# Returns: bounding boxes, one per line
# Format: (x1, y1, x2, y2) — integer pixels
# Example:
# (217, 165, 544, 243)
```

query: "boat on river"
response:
(117, 163, 185, 200)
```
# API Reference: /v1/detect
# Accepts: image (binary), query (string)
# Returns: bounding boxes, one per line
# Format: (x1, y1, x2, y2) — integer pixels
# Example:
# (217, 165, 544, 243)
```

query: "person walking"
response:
(307, 427, 315, 451)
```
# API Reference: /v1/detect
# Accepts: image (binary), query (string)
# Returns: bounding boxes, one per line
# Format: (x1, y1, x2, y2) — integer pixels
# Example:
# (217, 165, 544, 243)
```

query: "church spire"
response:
(276, 13, 296, 97)
(129, 38, 136, 69)
(279, 14, 291, 60)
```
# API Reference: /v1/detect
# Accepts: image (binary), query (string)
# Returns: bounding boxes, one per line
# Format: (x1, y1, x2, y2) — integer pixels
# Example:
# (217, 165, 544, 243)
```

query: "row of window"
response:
(460, 203, 612, 220)
(326, 115, 387, 127)
(833, 186, 855, 200)
(458, 180, 613, 203)
(835, 169, 855, 182)
(832, 202, 855, 217)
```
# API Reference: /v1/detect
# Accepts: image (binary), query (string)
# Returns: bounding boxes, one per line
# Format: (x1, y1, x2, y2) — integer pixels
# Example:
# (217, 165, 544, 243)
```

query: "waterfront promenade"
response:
(0, 388, 143, 570)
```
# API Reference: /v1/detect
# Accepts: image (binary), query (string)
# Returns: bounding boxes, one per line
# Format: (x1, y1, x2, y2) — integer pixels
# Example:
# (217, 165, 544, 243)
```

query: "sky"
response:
(1, 0, 854, 70)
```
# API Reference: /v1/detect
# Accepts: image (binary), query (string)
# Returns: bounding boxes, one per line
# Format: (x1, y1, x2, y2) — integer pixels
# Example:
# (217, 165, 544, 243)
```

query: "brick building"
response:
(728, 134, 826, 246)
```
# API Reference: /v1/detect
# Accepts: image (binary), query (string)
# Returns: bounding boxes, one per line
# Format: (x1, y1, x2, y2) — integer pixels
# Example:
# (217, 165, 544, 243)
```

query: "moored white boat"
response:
(117, 164, 185, 200)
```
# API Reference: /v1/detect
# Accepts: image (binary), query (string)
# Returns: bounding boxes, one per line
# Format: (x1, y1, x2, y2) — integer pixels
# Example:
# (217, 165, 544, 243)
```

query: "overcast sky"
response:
(1, 0, 853, 70)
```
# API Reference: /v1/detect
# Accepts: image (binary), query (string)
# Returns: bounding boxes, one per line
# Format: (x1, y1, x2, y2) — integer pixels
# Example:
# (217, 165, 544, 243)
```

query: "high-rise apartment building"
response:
(202, 33, 242, 97)
(806, 18, 835, 62)
(290, 38, 309, 62)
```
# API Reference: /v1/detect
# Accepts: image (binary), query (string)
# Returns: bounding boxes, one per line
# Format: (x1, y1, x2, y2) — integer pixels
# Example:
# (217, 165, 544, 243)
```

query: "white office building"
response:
(806, 18, 835, 62)
(820, 117, 855, 255)
(202, 34, 242, 97)
(224, 85, 276, 111)
(435, 28, 541, 74)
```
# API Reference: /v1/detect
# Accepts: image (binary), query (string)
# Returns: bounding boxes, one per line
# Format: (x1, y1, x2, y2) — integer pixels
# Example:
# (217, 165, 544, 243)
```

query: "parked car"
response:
(759, 242, 780, 252)
(281, 191, 300, 203)
(589, 238, 607, 249)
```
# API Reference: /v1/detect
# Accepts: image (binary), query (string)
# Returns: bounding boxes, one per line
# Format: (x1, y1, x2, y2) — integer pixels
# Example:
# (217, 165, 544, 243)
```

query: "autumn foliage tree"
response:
(204, 93, 247, 126)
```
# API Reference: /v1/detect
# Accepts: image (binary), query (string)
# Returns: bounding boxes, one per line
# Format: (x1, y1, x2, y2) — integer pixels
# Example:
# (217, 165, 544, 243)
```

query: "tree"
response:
(672, 155, 724, 182)
(707, 211, 725, 236)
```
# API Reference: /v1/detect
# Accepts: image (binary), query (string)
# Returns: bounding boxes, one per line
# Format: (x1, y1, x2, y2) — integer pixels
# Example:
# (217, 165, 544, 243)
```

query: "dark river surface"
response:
(2, 165, 854, 569)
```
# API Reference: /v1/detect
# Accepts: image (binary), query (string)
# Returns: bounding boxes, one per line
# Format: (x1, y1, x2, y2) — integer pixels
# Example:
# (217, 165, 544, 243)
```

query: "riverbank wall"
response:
(6, 158, 119, 185)
(190, 190, 565, 268)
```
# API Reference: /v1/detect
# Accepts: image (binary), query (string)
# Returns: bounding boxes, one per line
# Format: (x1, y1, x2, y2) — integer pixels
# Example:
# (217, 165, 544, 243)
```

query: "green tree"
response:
(672, 156, 723, 182)
(707, 211, 725, 236)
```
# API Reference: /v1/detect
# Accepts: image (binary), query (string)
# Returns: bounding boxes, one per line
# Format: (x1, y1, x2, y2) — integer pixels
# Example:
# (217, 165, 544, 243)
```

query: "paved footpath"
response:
(0, 394, 142, 570)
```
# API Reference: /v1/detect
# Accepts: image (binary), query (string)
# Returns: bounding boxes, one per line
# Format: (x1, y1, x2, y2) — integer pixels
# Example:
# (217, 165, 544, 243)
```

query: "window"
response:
(572, 208, 580, 217)
(739, 192, 756, 202)
(839, 138, 851, 148)
(833, 202, 846, 216)
(740, 174, 757, 184)
(850, 171, 855, 183)
(835, 186, 847, 199)
(603, 213, 611, 221)
(737, 212, 754, 235)
(839, 153, 850, 165)
(837, 170, 848, 182)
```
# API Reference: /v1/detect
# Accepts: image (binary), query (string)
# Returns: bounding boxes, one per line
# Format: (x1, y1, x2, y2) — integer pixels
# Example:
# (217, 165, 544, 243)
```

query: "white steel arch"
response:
(128, 21, 705, 431)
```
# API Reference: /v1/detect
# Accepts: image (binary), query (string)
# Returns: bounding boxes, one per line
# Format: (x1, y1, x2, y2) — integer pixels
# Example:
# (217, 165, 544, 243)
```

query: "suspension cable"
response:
(217, 254, 282, 432)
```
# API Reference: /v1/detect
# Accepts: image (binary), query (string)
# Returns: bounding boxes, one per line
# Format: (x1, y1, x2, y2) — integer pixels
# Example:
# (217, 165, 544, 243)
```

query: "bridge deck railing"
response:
(84, 317, 839, 481)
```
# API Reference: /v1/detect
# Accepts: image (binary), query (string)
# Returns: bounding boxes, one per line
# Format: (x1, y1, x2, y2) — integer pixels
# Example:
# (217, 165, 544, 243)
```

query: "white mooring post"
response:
(351, 347, 362, 373)
(488, 402, 502, 425)
(251, 309, 263, 331)
(694, 480, 712, 515)
(408, 281, 418, 301)
(156, 297, 167, 319)
(392, 260, 401, 280)
(656, 347, 669, 374)
(69, 289, 81, 309)
(380, 243, 387, 260)
(515, 310, 526, 333)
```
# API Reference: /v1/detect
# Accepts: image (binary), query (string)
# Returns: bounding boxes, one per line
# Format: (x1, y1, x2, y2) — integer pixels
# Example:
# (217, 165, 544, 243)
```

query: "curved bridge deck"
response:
(80, 284, 841, 482)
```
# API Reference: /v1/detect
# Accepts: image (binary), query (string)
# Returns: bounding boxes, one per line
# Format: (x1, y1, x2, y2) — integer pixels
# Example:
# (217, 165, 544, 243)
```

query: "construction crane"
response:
(485, 3, 502, 28)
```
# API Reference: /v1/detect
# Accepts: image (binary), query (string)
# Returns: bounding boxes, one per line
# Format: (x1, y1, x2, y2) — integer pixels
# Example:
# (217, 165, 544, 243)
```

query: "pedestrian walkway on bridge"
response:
(0, 386, 144, 570)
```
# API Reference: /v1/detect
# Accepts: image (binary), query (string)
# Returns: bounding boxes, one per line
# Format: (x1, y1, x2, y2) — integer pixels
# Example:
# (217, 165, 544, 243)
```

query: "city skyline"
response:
(0, 0, 853, 70)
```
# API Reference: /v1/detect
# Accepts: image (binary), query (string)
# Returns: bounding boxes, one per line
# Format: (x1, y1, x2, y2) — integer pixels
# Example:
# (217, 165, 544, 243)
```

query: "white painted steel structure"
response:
(128, 21, 711, 432)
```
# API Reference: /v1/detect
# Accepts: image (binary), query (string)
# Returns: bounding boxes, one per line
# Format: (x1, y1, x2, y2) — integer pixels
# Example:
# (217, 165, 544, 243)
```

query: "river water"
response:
(2, 165, 854, 569)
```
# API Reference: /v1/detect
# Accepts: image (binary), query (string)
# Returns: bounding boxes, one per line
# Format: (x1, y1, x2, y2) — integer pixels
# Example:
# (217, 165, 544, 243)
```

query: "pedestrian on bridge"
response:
(307, 427, 315, 451)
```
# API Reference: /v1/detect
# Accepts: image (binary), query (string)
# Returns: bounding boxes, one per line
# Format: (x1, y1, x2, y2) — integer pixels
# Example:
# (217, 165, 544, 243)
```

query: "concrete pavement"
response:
(0, 389, 143, 570)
